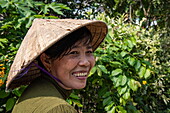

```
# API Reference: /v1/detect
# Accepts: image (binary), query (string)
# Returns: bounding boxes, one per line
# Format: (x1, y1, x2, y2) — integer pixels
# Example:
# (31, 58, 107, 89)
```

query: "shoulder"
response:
(12, 96, 77, 113)
(18, 77, 63, 101)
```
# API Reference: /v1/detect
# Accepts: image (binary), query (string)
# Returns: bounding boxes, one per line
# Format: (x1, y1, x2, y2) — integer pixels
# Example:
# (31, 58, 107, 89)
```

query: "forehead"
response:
(71, 37, 92, 48)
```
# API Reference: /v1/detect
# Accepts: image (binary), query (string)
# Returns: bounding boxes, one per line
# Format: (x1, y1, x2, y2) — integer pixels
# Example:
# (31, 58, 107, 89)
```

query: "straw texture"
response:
(6, 19, 108, 90)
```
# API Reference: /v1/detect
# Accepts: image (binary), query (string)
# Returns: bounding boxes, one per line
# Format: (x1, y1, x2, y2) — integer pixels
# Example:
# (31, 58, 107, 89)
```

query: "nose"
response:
(79, 56, 90, 67)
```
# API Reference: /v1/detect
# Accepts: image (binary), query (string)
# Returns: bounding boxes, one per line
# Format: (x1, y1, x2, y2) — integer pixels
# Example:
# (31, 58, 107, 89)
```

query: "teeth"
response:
(73, 72, 87, 77)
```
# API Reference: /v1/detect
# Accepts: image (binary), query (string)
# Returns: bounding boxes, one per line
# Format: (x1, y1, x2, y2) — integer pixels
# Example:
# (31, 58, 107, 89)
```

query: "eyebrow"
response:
(71, 45, 92, 49)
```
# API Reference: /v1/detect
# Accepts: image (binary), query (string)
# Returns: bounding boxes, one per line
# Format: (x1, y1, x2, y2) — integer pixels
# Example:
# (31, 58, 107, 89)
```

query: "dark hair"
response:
(45, 26, 92, 59)
(37, 26, 92, 68)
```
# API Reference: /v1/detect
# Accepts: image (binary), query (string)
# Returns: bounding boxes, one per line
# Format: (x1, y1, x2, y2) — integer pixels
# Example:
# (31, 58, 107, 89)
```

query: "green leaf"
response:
(97, 66, 102, 76)
(43, 4, 49, 14)
(49, 4, 63, 15)
(121, 75, 127, 86)
(56, 3, 71, 10)
(111, 69, 122, 76)
(115, 77, 121, 87)
(0, 1, 8, 8)
(92, 78, 98, 84)
(115, 75, 123, 87)
(98, 87, 108, 97)
(138, 66, 146, 78)
(135, 60, 141, 71)
(108, 106, 116, 113)
(111, 76, 118, 84)
(0, 90, 10, 98)
(104, 102, 114, 111)
(26, 16, 34, 28)
(69, 93, 80, 100)
(117, 86, 127, 96)
(120, 97, 126, 105)
(120, 51, 127, 57)
(0, 42, 5, 48)
(102, 92, 111, 98)
(123, 91, 130, 100)
(26, 0, 34, 8)
(34, 15, 44, 18)
(66, 99, 72, 105)
(128, 79, 138, 91)
(0, 38, 8, 43)
(98, 65, 107, 73)
(144, 69, 151, 79)
(69, 98, 83, 107)
(89, 66, 96, 77)
(128, 57, 136, 66)
(110, 61, 122, 67)
(103, 96, 112, 106)
(117, 106, 127, 113)
(127, 39, 134, 48)
(6, 98, 16, 111)
(142, 60, 152, 66)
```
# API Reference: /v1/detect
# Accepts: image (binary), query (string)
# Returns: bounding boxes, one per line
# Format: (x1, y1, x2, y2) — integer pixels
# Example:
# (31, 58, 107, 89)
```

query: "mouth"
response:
(72, 72, 88, 77)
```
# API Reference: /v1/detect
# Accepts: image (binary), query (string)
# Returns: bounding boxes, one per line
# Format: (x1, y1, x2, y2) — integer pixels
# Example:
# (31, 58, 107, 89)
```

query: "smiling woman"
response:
(6, 19, 108, 113)
(39, 27, 95, 90)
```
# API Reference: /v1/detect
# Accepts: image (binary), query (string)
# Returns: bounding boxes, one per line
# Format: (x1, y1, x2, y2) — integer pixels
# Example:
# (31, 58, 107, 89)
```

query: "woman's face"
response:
(49, 38, 95, 89)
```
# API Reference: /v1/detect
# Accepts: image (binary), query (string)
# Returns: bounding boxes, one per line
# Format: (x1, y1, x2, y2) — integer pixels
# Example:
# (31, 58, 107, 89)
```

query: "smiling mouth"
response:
(72, 72, 88, 77)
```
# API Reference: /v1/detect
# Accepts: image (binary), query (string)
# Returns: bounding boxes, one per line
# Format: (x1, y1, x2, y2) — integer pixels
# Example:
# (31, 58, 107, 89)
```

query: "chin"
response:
(74, 84, 86, 89)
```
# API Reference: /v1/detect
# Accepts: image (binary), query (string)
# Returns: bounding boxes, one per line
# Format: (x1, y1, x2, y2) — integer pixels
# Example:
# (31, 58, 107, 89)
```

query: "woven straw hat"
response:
(6, 18, 108, 90)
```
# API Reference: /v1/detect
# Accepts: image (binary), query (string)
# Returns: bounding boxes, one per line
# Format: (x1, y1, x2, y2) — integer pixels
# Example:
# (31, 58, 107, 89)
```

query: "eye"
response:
(86, 50, 93, 54)
(69, 51, 78, 55)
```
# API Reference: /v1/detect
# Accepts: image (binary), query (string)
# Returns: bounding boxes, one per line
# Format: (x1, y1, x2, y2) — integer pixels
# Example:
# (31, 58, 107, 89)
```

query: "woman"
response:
(6, 19, 108, 113)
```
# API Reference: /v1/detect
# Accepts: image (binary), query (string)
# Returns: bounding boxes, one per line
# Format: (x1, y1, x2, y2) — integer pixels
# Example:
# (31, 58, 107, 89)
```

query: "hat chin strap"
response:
(32, 62, 63, 84)
(13, 62, 63, 86)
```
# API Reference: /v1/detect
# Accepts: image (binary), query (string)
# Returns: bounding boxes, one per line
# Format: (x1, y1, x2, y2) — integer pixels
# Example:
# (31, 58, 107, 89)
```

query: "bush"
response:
(69, 13, 170, 113)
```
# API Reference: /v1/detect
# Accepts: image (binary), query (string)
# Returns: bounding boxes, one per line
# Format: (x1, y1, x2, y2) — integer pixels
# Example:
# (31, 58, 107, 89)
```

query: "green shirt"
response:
(12, 75, 77, 113)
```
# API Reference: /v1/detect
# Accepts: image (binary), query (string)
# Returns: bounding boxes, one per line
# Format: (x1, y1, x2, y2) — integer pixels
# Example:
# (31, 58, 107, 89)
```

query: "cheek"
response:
(90, 56, 96, 67)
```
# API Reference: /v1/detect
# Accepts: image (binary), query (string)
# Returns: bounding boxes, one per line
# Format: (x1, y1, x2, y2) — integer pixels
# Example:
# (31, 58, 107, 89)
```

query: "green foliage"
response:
(69, 13, 169, 113)
(0, 0, 70, 112)
(58, 0, 170, 29)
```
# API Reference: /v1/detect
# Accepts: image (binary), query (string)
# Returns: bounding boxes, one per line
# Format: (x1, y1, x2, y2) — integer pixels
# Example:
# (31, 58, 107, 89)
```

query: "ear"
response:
(40, 53, 51, 71)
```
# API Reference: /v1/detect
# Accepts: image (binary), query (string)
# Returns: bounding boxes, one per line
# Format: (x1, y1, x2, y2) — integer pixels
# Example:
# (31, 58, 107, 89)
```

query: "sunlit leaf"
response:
(70, 93, 80, 100)
(97, 66, 102, 76)
(0, 38, 8, 43)
(144, 69, 151, 79)
(111, 69, 122, 76)
(98, 65, 107, 73)
(128, 79, 138, 91)
(117, 86, 127, 96)
(120, 51, 127, 57)
(127, 39, 133, 48)
(89, 66, 96, 77)
(104, 102, 114, 111)
(128, 57, 136, 66)
(123, 91, 130, 100)
(121, 75, 127, 86)
(138, 66, 146, 78)
(110, 61, 122, 67)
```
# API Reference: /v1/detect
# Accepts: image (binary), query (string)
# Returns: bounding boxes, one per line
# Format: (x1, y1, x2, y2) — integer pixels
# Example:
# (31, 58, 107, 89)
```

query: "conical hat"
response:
(6, 19, 108, 90)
